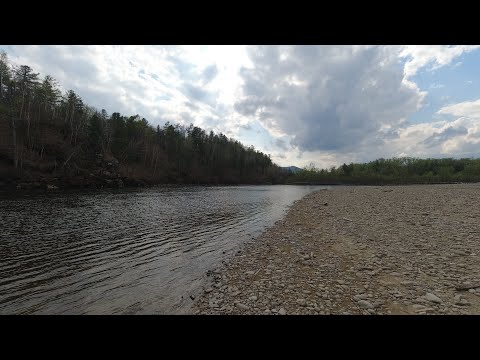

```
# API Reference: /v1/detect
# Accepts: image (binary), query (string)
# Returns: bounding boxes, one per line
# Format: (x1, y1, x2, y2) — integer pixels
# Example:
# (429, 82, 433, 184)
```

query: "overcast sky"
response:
(2, 45, 480, 168)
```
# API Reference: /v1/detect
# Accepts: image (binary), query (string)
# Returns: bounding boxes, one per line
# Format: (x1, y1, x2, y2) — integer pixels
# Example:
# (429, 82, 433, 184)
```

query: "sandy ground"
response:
(192, 184, 480, 315)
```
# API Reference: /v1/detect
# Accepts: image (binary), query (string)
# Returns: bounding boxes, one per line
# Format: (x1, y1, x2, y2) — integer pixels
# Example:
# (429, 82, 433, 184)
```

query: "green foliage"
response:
(287, 157, 480, 185)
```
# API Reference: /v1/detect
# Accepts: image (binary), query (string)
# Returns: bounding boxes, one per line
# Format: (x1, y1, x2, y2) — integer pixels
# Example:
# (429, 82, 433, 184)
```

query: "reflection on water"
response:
(0, 185, 326, 314)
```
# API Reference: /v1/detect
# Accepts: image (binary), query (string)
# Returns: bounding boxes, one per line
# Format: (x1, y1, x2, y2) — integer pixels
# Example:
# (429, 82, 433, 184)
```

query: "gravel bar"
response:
(191, 184, 480, 315)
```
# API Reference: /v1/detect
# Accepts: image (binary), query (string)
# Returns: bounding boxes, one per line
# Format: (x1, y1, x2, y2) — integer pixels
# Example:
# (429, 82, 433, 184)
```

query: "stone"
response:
(296, 298, 307, 306)
(424, 292, 442, 304)
(357, 300, 374, 309)
(279, 308, 287, 315)
(235, 302, 249, 311)
(205, 288, 213, 294)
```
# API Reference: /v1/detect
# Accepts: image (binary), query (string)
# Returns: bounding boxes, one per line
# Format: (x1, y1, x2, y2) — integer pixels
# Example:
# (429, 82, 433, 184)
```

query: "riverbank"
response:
(192, 184, 480, 315)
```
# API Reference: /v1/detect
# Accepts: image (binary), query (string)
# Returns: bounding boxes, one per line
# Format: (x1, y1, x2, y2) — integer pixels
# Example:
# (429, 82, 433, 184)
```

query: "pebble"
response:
(357, 300, 374, 309)
(424, 292, 442, 304)
(235, 302, 249, 311)
(296, 298, 307, 306)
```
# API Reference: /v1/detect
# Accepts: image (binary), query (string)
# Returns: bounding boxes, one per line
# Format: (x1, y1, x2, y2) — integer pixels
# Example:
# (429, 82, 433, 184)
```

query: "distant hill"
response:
(281, 166, 303, 174)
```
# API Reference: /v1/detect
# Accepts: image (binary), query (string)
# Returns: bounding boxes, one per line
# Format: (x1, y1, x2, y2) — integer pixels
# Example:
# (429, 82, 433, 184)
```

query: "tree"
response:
(40, 75, 60, 114)
(14, 65, 40, 120)
(88, 112, 103, 154)
(0, 51, 11, 101)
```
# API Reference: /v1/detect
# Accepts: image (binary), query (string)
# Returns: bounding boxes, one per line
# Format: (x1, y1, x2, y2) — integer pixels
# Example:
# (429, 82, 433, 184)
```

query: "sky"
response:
(1, 45, 480, 168)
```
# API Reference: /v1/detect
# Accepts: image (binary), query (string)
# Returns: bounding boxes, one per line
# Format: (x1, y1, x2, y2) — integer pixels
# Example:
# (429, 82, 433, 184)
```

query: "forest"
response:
(0, 51, 288, 189)
(289, 157, 480, 185)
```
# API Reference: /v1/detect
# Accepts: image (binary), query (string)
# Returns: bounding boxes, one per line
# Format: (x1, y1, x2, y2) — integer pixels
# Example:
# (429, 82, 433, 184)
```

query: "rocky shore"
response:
(192, 184, 480, 315)
(0, 154, 149, 191)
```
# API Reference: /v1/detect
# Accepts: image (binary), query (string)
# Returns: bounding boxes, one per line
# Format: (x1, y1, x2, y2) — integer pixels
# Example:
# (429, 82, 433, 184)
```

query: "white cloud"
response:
(429, 83, 445, 89)
(400, 45, 480, 78)
(438, 98, 480, 118)
(235, 45, 426, 155)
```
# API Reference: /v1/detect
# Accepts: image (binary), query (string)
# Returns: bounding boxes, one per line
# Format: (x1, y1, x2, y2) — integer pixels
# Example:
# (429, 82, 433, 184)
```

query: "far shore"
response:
(192, 184, 480, 315)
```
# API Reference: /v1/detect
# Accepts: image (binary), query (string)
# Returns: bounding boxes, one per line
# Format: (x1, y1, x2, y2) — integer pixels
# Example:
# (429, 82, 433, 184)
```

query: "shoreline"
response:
(192, 184, 480, 315)
(3, 181, 479, 195)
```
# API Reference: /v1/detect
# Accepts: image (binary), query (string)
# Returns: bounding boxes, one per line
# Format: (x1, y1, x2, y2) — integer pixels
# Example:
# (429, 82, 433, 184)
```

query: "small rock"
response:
(205, 288, 213, 294)
(279, 308, 287, 315)
(357, 300, 374, 309)
(424, 292, 442, 304)
(235, 302, 249, 311)
(190, 295, 195, 300)
(296, 298, 307, 306)
(245, 271, 255, 275)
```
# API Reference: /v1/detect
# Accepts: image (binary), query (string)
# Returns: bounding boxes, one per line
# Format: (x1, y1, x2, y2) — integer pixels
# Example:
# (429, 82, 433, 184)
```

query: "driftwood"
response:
(455, 283, 480, 291)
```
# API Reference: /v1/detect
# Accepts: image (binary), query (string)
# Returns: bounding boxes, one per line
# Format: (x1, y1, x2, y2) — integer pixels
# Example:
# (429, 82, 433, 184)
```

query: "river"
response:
(0, 185, 326, 314)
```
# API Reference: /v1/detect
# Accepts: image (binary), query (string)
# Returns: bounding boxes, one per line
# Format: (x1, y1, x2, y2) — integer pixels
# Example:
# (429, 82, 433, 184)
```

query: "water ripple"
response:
(0, 185, 326, 314)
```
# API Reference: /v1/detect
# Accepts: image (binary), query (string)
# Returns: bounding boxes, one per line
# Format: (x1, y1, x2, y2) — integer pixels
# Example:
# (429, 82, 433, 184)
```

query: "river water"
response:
(0, 185, 326, 314)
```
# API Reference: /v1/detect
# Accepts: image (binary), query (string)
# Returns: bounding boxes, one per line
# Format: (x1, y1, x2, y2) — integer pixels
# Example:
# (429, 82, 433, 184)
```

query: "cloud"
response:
(182, 83, 212, 103)
(429, 83, 445, 89)
(438, 99, 480, 118)
(423, 126, 468, 148)
(235, 45, 425, 154)
(274, 138, 289, 151)
(400, 45, 480, 77)
(202, 64, 218, 84)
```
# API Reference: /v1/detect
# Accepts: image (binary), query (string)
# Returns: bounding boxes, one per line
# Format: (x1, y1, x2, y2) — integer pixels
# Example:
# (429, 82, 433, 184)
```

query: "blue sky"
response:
(408, 50, 480, 124)
(1, 45, 480, 168)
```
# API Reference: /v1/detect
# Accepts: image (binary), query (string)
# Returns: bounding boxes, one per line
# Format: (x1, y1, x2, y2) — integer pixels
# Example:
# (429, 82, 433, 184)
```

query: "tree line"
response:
(288, 157, 480, 185)
(0, 51, 288, 186)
